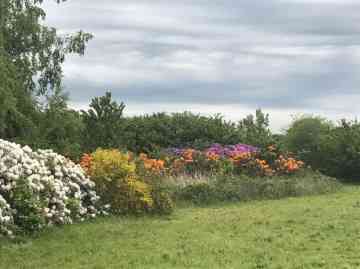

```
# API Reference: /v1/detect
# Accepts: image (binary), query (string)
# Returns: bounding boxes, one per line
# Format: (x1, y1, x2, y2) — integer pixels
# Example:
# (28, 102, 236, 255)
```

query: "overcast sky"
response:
(43, 0, 360, 132)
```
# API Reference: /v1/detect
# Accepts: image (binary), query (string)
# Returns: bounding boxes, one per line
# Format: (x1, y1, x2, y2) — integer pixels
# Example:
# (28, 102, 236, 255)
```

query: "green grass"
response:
(2, 187, 360, 269)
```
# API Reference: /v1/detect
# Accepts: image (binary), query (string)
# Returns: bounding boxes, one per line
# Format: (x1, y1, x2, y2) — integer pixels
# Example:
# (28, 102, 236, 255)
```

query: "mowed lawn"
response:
(2, 187, 360, 269)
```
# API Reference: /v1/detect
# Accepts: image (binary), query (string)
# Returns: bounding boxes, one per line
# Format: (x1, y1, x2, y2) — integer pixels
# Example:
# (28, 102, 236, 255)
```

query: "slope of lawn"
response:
(2, 187, 360, 269)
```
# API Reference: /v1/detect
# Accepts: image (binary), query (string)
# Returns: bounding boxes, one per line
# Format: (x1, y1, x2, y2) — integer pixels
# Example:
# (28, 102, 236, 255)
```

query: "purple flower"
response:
(166, 143, 259, 159)
(165, 147, 184, 156)
(206, 143, 258, 158)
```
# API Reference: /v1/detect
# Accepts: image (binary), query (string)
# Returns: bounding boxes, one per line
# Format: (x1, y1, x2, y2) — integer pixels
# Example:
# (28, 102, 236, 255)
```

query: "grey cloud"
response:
(42, 0, 360, 128)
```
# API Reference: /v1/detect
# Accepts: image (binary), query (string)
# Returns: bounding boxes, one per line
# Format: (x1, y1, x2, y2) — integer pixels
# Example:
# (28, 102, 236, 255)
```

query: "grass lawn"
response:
(1, 187, 360, 269)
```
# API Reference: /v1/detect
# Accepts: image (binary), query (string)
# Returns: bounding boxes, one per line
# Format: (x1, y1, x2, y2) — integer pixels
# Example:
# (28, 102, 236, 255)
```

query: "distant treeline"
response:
(1, 91, 273, 158)
(1, 91, 359, 182)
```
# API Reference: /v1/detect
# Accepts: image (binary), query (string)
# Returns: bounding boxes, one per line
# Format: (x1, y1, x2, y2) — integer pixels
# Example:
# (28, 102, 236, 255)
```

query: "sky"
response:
(42, 0, 360, 132)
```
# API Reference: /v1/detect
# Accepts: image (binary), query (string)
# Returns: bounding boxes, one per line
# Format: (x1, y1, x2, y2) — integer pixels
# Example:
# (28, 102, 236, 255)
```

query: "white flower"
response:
(0, 139, 99, 237)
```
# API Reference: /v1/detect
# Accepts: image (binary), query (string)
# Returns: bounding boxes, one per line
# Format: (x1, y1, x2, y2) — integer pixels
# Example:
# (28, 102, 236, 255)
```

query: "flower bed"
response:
(151, 144, 305, 178)
(0, 140, 319, 238)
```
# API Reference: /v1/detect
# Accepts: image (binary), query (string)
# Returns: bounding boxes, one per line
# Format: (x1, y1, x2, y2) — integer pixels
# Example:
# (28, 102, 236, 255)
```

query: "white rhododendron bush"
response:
(0, 139, 99, 237)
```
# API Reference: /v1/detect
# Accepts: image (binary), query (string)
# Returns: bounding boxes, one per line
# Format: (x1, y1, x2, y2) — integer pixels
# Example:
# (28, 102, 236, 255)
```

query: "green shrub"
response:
(11, 178, 46, 234)
(318, 120, 360, 181)
(286, 117, 360, 181)
(151, 186, 174, 215)
(237, 109, 274, 148)
(218, 170, 339, 201)
(285, 115, 332, 170)
(175, 170, 340, 205)
(176, 183, 216, 205)
(121, 112, 240, 153)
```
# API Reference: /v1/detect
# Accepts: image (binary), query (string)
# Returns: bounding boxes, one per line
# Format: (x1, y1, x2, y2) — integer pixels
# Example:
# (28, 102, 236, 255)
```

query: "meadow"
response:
(2, 186, 360, 269)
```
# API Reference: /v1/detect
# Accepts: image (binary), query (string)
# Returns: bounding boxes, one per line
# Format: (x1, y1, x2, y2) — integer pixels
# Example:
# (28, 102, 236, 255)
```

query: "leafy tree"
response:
(285, 115, 332, 170)
(2, 0, 92, 94)
(0, 54, 40, 142)
(271, 133, 286, 151)
(237, 109, 273, 147)
(0, 0, 92, 145)
(319, 120, 360, 180)
(37, 89, 84, 160)
(82, 92, 126, 152)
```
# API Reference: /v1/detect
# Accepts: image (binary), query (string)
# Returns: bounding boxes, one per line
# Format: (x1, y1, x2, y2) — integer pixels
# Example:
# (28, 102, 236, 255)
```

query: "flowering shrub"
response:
(275, 156, 305, 174)
(0, 195, 13, 236)
(0, 139, 99, 237)
(137, 153, 166, 176)
(205, 143, 258, 158)
(79, 153, 92, 173)
(84, 149, 136, 181)
(115, 178, 154, 213)
(246, 158, 274, 177)
(163, 143, 304, 177)
(135, 154, 174, 215)
(80, 149, 173, 214)
(81, 149, 144, 213)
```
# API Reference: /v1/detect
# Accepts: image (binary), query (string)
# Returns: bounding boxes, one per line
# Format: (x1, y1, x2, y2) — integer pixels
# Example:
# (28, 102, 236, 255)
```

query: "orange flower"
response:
(140, 153, 166, 173)
(80, 153, 93, 173)
(206, 152, 220, 161)
(275, 156, 304, 174)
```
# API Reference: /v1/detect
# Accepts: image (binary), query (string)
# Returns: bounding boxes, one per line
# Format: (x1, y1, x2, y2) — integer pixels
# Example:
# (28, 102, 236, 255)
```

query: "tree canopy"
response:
(1, 0, 92, 94)
(0, 0, 92, 142)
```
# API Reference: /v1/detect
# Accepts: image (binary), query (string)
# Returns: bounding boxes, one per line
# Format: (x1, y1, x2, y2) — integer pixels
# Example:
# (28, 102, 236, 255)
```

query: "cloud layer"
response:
(43, 0, 360, 131)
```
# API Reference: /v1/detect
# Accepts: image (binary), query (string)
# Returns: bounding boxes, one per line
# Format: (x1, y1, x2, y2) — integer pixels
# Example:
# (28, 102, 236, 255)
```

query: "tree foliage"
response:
(0, 54, 39, 142)
(82, 92, 125, 152)
(0, 0, 92, 147)
(238, 109, 273, 147)
(37, 90, 84, 160)
(2, 0, 92, 94)
(119, 112, 239, 154)
(317, 120, 360, 180)
(285, 116, 332, 170)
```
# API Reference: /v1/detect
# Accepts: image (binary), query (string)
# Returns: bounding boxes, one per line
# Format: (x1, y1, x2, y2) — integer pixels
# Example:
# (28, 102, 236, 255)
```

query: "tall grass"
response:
(173, 169, 341, 205)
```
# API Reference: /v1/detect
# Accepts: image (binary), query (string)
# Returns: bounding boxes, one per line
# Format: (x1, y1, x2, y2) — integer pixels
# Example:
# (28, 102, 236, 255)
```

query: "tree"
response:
(82, 92, 126, 151)
(0, 0, 92, 145)
(38, 89, 84, 160)
(0, 53, 40, 142)
(237, 109, 273, 147)
(285, 115, 332, 169)
(318, 120, 360, 180)
(2, 0, 93, 94)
